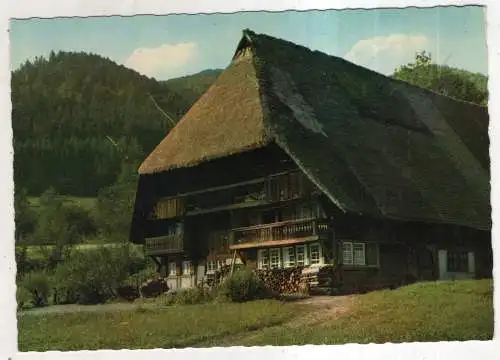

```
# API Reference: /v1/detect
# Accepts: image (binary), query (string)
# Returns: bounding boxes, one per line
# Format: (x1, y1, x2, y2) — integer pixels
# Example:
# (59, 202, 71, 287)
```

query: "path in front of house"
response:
(196, 295, 356, 347)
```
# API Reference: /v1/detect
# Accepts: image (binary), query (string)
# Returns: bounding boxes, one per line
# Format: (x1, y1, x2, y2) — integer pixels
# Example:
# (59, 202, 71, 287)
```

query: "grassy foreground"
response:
(236, 279, 494, 346)
(18, 279, 493, 351)
(18, 300, 302, 351)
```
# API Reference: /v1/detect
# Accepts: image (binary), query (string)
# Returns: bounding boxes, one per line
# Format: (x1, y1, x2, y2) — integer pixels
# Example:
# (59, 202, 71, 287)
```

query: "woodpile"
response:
(300, 265, 338, 295)
(256, 268, 304, 294)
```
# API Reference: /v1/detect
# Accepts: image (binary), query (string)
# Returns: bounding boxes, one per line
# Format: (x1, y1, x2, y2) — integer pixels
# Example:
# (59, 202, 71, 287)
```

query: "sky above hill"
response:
(10, 6, 487, 80)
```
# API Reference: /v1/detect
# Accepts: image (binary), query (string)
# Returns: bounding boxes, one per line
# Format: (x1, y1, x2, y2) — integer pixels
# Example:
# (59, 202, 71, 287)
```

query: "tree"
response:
(392, 51, 488, 106)
(32, 188, 92, 265)
(14, 186, 37, 244)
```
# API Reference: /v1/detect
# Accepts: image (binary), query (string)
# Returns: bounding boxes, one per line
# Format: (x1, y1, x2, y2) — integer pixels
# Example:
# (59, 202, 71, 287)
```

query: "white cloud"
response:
(344, 34, 431, 75)
(125, 42, 198, 77)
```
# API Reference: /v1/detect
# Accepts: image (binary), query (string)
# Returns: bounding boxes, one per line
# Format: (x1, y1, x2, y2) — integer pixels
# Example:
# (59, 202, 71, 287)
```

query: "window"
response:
(309, 243, 322, 265)
(217, 259, 226, 270)
(258, 249, 270, 269)
(182, 260, 192, 275)
(342, 242, 366, 266)
(169, 262, 177, 276)
(296, 245, 308, 266)
(447, 251, 469, 272)
(283, 247, 296, 268)
(206, 261, 217, 274)
(342, 242, 353, 265)
(353, 243, 366, 266)
(270, 248, 281, 269)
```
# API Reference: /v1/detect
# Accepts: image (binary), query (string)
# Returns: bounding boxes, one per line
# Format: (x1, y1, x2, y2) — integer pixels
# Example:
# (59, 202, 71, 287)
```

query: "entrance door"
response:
(417, 247, 436, 280)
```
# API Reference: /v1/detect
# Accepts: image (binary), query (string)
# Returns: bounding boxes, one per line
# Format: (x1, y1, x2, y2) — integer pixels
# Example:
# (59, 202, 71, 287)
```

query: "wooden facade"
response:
(137, 145, 493, 294)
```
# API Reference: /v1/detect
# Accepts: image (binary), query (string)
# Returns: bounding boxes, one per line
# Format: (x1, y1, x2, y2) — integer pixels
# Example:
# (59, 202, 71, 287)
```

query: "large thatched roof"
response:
(137, 29, 490, 231)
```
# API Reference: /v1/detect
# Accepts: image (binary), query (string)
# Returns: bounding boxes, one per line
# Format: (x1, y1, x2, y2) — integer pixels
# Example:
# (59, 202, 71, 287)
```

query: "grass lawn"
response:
(236, 279, 494, 346)
(18, 279, 493, 351)
(18, 300, 303, 351)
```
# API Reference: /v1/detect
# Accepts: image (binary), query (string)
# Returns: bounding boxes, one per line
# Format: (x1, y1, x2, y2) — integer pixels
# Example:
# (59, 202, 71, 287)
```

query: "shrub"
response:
(123, 266, 158, 290)
(16, 286, 33, 310)
(174, 288, 214, 305)
(218, 267, 274, 302)
(19, 271, 52, 307)
(53, 245, 131, 304)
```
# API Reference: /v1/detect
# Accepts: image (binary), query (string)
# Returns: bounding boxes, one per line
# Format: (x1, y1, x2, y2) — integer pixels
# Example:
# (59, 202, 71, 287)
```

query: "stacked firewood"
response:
(300, 265, 338, 294)
(256, 268, 304, 293)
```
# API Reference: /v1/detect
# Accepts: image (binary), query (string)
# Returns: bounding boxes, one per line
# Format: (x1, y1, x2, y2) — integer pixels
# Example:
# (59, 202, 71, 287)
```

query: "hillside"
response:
(11, 52, 220, 197)
(164, 69, 222, 107)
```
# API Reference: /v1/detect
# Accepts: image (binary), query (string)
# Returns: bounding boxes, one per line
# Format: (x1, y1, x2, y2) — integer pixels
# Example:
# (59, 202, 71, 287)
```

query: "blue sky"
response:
(9, 6, 487, 80)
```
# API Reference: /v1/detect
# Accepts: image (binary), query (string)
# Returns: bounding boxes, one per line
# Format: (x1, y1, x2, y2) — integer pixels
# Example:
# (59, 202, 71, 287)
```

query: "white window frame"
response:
(353, 243, 366, 266)
(206, 260, 217, 274)
(169, 261, 177, 277)
(182, 260, 192, 276)
(342, 241, 366, 266)
(309, 243, 323, 266)
(269, 248, 281, 269)
(258, 249, 270, 270)
(296, 245, 308, 266)
(283, 246, 296, 268)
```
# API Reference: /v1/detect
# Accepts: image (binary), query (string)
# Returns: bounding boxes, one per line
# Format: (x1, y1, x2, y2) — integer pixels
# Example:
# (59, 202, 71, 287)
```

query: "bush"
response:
(153, 287, 214, 306)
(175, 288, 214, 305)
(19, 271, 52, 307)
(123, 266, 158, 290)
(53, 245, 131, 304)
(218, 267, 274, 302)
(16, 286, 33, 310)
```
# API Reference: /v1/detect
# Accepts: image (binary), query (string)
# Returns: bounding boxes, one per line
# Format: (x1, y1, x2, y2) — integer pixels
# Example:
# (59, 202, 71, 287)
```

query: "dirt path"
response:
(285, 295, 355, 328)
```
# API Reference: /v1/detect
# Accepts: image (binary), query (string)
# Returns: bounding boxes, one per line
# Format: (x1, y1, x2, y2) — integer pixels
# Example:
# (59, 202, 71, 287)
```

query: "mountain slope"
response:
(12, 51, 219, 196)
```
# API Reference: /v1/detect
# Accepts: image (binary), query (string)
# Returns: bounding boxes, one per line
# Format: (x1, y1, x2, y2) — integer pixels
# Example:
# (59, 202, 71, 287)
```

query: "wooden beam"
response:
(230, 236, 320, 250)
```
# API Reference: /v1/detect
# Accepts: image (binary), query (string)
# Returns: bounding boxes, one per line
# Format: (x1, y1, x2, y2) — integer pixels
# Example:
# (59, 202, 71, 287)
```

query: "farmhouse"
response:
(129, 29, 491, 293)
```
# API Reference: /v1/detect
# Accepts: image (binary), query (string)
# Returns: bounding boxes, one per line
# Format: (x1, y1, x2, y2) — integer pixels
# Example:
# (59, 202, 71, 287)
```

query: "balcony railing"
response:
(144, 234, 184, 255)
(151, 171, 319, 219)
(231, 218, 330, 247)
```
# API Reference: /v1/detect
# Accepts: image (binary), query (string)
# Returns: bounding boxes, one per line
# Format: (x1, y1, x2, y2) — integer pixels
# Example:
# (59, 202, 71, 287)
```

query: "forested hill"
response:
(11, 51, 222, 197)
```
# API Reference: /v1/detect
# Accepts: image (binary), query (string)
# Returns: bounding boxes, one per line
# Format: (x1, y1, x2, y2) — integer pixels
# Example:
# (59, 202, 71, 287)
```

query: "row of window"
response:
(168, 241, 374, 276)
(169, 260, 193, 276)
(257, 243, 323, 269)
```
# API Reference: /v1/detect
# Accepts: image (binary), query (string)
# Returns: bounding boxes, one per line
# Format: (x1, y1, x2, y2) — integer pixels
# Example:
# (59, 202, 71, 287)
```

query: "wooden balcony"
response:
(144, 234, 184, 255)
(150, 171, 319, 219)
(230, 218, 330, 250)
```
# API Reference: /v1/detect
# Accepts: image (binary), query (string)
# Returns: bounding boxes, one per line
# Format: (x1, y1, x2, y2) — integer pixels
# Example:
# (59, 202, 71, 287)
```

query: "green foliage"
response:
(14, 187, 37, 244)
(392, 51, 488, 105)
(12, 52, 221, 198)
(16, 286, 33, 310)
(95, 181, 137, 241)
(163, 69, 222, 108)
(168, 288, 215, 305)
(53, 245, 134, 304)
(218, 267, 274, 302)
(123, 266, 158, 290)
(19, 271, 52, 307)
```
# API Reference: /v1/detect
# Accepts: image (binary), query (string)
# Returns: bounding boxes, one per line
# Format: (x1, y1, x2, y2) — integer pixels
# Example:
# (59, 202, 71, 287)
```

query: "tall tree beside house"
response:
(392, 51, 488, 106)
